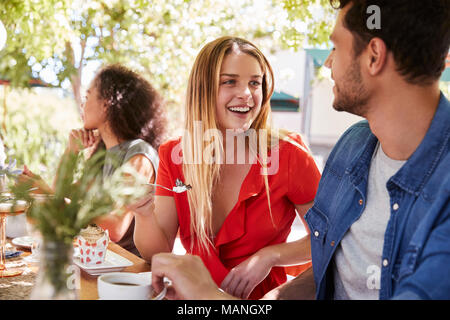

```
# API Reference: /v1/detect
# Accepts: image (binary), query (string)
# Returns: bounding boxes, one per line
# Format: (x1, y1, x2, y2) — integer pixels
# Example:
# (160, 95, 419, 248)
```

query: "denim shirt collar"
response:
(346, 92, 450, 196)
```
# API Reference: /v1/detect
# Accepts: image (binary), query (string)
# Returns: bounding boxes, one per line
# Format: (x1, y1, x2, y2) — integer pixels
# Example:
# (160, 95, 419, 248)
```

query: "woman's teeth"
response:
(228, 106, 250, 113)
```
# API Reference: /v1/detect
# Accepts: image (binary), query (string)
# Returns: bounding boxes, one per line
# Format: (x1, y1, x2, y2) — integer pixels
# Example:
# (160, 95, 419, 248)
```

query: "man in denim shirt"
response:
(148, 0, 449, 300)
(270, 0, 450, 300)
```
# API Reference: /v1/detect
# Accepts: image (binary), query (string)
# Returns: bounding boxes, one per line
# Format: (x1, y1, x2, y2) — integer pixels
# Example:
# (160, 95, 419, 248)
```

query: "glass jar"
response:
(29, 241, 79, 300)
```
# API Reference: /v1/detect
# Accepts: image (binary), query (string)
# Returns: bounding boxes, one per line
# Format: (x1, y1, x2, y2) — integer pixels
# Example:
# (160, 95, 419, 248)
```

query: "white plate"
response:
(12, 236, 35, 249)
(73, 249, 133, 275)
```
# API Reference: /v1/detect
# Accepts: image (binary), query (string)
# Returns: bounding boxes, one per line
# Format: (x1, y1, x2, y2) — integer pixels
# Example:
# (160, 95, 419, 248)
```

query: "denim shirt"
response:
(305, 93, 450, 300)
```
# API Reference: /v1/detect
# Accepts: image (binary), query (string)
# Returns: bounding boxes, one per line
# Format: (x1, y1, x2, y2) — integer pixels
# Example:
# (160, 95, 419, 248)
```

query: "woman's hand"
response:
(67, 128, 98, 154)
(220, 247, 277, 299)
(18, 165, 53, 194)
(125, 186, 154, 217)
(21, 165, 38, 180)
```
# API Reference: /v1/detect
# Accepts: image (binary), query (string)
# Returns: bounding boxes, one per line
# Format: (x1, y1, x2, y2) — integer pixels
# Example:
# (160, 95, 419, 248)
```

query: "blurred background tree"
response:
(0, 0, 334, 180)
(281, 0, 335, 47)
(1, 88, 79, 182)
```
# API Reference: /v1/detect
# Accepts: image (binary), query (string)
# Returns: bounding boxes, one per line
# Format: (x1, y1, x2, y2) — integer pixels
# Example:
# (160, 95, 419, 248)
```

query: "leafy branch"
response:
(8, 150, 148, 245)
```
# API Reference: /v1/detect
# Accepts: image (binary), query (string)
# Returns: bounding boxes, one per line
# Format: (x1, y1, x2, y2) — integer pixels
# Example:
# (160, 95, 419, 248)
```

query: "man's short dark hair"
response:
(330, 0, 450, 85)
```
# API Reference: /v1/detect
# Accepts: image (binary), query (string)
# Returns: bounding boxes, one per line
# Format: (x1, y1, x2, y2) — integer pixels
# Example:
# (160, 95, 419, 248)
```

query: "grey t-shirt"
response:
(333, 142, 405, 300)
(103, 139, 159, 179)
(102, 139, 159, 257)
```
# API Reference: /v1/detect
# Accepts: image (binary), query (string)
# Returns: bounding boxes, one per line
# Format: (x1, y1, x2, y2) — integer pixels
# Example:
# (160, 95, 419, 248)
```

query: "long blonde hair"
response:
(182, 36, 277, 253)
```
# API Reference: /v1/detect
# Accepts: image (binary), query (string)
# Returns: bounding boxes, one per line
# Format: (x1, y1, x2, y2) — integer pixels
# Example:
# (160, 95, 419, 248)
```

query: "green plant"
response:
(5, 149, 147, 298)
(8, 150, 148, 245)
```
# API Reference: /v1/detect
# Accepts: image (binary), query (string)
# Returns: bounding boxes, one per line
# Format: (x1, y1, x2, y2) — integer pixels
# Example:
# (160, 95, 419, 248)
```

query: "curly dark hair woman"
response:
(81, 64, 167, 256)
(92, 64, 166, 150)
(23, 64, 167, 256)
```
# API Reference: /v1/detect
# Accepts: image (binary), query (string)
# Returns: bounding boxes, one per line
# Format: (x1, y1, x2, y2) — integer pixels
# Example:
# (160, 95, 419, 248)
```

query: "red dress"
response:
(155, 133, 321, 299)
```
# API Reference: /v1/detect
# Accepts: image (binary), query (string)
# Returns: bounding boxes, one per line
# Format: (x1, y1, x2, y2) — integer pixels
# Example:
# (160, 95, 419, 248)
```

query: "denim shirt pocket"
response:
(392, 245, 420, 283)
(305, 206, 329, 245)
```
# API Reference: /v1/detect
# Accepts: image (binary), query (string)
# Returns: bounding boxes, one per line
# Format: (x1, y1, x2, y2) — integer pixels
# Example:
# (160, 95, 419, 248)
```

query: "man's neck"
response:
(365, 83, 441, 161)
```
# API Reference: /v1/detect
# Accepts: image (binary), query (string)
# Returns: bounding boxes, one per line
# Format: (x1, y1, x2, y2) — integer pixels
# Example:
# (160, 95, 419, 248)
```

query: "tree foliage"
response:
(1, 1, 279, 110)
(0, 0, 333, 108)
(0, 0, 334, 173)
(281, 0, 335, 48)
(0, 0, 73, 87)
(0, 88, 80, 182)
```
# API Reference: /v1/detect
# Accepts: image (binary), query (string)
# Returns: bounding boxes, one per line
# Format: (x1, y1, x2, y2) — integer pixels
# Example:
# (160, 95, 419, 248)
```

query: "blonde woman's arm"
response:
(131, 193, 179, 263)
(220, 201, 313, 299)
(261, 266, 316, 300)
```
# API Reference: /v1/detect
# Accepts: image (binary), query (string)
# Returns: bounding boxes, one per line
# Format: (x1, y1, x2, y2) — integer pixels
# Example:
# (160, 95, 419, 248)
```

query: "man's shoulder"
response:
(336, 120, 372, 145)
(325, 120, 374, 168)
(425, 151, 450, 198)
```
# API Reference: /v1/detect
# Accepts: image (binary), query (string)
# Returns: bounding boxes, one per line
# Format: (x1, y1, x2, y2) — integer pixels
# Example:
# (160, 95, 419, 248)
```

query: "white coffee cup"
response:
(97, 272, 166, 300)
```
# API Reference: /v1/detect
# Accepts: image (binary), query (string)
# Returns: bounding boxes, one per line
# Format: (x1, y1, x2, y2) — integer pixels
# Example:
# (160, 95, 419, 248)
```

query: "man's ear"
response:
(365, 37, 387, 76)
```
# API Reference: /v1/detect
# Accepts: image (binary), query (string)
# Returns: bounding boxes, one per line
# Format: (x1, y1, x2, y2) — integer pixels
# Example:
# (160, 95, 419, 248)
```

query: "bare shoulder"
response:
(126, 154, 155, 180)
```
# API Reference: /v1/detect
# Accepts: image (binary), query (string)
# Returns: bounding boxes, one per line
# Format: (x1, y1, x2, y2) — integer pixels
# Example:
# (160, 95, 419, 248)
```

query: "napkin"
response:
(5, 250, 23, 259)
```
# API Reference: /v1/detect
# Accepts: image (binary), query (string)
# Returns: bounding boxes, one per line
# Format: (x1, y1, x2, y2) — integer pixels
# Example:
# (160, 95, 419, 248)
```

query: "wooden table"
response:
(79, 242, 151, 300)
(1, 239, 151, 300)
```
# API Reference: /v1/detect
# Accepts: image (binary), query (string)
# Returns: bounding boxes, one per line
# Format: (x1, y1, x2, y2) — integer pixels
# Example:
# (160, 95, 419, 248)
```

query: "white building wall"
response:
(271, 111, 303, 134)
(309, 79, 363, 146)
(269, 49, 363, 147)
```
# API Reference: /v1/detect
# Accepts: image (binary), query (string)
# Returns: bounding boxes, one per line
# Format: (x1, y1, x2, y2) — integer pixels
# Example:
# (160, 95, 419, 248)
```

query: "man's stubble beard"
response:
(332, 58, 371, 117)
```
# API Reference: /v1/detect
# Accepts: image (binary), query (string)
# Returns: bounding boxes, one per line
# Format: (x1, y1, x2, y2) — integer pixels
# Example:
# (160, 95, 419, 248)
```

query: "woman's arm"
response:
(94, 154, 153, 242)
(255, 201, 312, 266)
(220, 201, 313, 299)
(261, 266, 316, 300)
(133, 194, 179, 262)
(19, 129, 98, 193)
(20, 165, 53, 193)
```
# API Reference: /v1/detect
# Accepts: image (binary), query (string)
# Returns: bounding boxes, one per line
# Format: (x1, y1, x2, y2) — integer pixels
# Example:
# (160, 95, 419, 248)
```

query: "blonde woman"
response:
(132, 36, 321, 299)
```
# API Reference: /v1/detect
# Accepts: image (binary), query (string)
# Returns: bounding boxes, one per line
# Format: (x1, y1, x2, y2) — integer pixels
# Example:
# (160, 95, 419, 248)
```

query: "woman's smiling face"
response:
(215, 49, 264, 133)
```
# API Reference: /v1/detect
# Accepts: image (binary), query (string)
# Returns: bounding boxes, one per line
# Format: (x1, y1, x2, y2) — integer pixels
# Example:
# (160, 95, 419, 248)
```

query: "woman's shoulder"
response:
(123, 139, 159, 164)
(158, 137, 182, 154)
(125, 138, 156, 154)
(276, 130, 310, 156)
